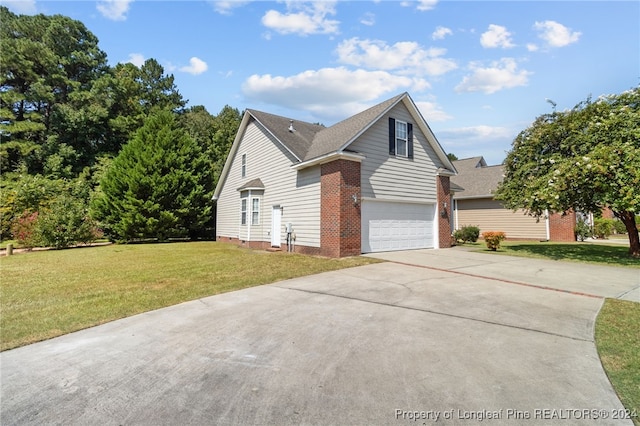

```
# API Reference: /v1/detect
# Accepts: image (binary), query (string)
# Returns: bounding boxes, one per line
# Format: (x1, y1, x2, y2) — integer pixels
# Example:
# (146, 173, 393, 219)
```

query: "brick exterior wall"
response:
(549, 211, 577, 242)
(437, 175, 452, 248)
(320, 159, 362, 257)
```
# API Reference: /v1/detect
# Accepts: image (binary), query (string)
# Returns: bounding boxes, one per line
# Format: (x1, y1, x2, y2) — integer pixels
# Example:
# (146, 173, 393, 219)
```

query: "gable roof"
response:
(214, 93, 457, 199)
(450, 156, 504, 199)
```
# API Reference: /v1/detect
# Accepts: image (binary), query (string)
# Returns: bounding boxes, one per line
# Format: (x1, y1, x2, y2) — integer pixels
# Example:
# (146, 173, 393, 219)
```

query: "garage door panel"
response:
(362, 201, 435, 253)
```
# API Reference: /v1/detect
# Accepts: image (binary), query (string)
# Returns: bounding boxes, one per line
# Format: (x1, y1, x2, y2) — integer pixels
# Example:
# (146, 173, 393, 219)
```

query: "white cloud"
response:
(360, 12, 375, 26)
(242, 67, 421, 119)
(432, 26, 452, 40)
(96, 0, 133, 21)
(125, 53, 145, 67)
(455, 58, 531, 94)
(179, 57, 208, 75)
(336, 37, 457, 76)
(2, 0, 37, 14)
(480, 24, 515, 49)
(526, 43, 539, 52)
(436, 125, 515, 164)
(208, 0, 251, 15)
(534, 20, 581, 47)
(416, 0, 438, 11)
(415, 101, 452, 122)
(262, 1, 339, 36)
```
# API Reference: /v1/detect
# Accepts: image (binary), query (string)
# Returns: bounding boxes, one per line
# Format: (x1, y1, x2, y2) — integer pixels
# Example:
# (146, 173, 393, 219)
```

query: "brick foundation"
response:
(549, 211, 577, 242)
(216, 236, 323, 256)
(437, 175, 452, 248)
(320, 159, 362, 257)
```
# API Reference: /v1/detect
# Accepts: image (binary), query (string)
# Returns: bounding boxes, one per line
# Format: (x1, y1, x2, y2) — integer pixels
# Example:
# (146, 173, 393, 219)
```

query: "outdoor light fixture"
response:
(352, 194, 360, 205)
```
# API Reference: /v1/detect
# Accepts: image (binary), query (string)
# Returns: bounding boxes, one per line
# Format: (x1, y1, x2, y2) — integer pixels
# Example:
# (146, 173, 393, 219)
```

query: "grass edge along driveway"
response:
(0, 242, 380, 351)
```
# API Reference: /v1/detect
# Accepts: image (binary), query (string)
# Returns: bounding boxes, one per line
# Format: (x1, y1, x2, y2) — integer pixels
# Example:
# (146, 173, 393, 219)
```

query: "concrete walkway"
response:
(1, 249, 637, 425)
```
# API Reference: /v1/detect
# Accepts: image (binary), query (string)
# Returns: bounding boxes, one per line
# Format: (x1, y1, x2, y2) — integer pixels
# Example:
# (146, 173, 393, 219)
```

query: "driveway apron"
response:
(1, 249, 636, 425)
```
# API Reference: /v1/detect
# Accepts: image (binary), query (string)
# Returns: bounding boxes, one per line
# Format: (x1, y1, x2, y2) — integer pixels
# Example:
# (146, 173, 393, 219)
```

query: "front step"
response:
(266, 247, 282, 252)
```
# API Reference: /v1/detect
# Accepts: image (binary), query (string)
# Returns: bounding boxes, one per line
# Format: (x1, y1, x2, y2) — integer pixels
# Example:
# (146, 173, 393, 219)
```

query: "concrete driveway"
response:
(1, 248, 638, 425)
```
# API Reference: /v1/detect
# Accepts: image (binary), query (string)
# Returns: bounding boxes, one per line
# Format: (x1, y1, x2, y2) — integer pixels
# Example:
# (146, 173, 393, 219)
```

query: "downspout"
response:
(545, 209, 550, 241)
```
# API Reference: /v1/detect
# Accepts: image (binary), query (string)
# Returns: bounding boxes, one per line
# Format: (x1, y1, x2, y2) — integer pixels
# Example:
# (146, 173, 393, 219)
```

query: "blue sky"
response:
(3, 0, 639, 165)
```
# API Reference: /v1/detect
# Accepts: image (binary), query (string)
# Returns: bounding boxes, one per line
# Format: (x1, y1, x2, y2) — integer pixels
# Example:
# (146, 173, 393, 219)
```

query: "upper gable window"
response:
(388, 118, 414, 159)
(241, 154, 246, 178)
(395, 121, 408, 157)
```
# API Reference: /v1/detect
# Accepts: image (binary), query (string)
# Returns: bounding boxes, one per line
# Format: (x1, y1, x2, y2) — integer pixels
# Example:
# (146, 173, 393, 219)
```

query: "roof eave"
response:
(291, 151, 366, 171)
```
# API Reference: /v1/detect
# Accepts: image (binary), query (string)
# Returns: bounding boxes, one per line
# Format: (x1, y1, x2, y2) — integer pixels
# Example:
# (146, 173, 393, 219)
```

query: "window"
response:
(388, 117, 414, 159)
(240, 198, 247, 225)
(251, 198, 260, 225)
(241, 154, 246, 178)
(395, 120, 408, 157)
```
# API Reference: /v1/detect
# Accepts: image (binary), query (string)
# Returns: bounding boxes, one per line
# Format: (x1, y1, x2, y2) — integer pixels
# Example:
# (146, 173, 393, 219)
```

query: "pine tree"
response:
(92, 110, 214, 241)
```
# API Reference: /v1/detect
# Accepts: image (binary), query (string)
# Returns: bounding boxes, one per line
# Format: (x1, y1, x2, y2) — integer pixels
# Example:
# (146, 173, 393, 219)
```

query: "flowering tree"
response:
(496, 87, 640, 257)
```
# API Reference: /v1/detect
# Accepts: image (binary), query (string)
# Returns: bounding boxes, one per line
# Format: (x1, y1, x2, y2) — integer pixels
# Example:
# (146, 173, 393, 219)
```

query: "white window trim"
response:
(240, 197, 247, 226)
(395, 120, 408, 158)
(251, 197, 260, 225)
(241, 153, 247, 178)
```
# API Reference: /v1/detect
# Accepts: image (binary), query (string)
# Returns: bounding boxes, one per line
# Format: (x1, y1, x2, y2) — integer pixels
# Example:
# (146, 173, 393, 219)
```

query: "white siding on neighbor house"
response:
(216, 119, 321, 248)
(455, 198, 547, 240)
(349, 104, 442, 203)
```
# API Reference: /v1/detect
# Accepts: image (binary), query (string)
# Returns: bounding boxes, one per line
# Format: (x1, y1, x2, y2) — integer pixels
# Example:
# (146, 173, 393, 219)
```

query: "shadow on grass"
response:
(502, 242, 639, 267)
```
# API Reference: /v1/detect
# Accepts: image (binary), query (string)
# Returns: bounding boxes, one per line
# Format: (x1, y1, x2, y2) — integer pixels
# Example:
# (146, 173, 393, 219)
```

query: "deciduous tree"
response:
(496, 87, 640, 257)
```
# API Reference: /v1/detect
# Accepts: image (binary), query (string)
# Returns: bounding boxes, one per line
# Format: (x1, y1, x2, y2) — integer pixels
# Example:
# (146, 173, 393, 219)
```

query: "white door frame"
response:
(271, 206, 281, 247)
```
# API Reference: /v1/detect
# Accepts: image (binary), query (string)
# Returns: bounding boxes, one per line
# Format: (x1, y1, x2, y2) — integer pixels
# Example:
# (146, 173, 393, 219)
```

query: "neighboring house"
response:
(450, 157, 576, 241)
(213, 92, 457, 257)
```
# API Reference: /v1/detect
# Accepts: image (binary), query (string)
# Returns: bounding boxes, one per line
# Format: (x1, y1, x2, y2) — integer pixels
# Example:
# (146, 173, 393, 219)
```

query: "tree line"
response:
(0, 7, 241, 246)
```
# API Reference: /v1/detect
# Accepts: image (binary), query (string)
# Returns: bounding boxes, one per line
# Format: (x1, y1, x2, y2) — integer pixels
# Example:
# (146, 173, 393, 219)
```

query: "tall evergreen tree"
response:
(91, 111, 214, 241)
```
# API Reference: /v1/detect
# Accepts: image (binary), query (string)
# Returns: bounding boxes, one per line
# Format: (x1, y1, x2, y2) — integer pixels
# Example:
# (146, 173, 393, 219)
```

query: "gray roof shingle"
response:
(247, 93, 406, 162)
(451, 157, 504, 199)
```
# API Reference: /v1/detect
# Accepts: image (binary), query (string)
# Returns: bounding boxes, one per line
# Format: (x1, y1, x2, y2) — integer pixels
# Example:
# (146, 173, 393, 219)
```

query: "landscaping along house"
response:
(213, 92, 457, 257)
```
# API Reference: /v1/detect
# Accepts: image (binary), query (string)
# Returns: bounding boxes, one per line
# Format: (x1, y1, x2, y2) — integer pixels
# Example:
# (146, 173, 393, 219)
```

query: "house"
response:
(450, 157, 576, 241)
(213, 92, 457, 257)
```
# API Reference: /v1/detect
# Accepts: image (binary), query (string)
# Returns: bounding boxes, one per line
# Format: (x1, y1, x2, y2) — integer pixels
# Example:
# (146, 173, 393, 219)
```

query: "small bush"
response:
(594, 218, 616, 239)
(37, 195, 101, 249)
(453, 225, 480, 244)
(10, 211, 40, 249)
(612, 219, 627, 235)
(482, 231, 506, 251)
(575, 217, 592, 242)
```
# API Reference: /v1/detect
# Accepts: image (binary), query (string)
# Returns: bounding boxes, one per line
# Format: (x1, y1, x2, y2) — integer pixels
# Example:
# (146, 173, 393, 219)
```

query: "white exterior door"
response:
(362, 201, 434, 253)
(271, 206, 281, 247)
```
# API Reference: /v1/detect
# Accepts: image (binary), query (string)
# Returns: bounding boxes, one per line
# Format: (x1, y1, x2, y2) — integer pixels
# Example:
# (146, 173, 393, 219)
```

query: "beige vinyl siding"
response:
(455, 198, 547, 240)
(349, 104, 441, 203)
(216, 119, 321, 247)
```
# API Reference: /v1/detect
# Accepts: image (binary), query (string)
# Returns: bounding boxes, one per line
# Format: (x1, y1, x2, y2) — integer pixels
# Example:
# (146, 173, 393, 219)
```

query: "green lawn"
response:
(595, 299, 640, 425)
(470, 240, 639, 268)
(0, 242, 379, 351)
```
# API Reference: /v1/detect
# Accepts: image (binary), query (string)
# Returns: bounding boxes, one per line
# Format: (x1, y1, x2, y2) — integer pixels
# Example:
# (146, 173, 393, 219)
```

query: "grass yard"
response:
(0, 242, 380, 351)
(595, 299, 640, 425)
(470, 241, 640, 268)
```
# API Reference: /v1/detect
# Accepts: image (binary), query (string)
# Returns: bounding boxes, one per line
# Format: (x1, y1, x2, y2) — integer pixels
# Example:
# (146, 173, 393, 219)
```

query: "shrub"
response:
(594, 218, 616, 239)
(482, 231, 506, 251)
(10, 211, 40, 249)
(612, 219, 627, 235)
(453, 225, 480, 244)
(37, 195, 101, 249)
(574, 217, 592, 242)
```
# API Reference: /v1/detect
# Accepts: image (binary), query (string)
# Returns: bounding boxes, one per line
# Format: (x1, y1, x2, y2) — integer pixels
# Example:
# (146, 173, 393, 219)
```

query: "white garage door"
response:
(361, 201, 435, 253)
